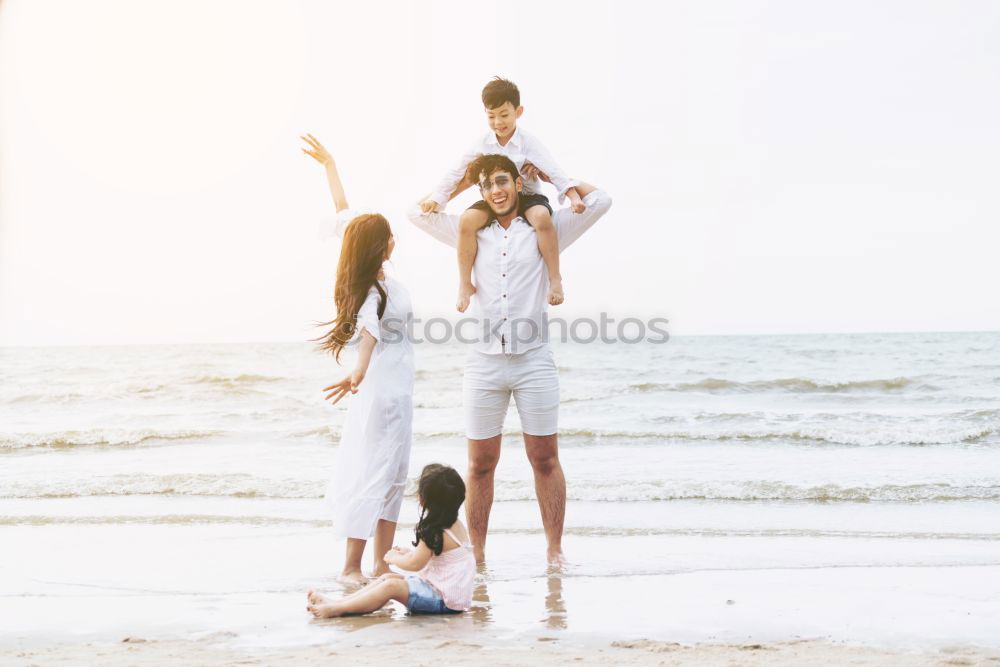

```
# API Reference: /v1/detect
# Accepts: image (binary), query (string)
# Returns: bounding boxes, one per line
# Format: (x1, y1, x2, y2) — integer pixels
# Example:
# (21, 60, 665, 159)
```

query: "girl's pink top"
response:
(417, 527, 476, 611)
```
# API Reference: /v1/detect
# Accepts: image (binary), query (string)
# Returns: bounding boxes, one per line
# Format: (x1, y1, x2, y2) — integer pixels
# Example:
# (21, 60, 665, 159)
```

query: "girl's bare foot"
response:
(306, 590, 331, 606)
(308, 602, 345, 618)
(547, 278, 564, 306)
(337, 570, 367, 589)
(457, 282, 476, 313)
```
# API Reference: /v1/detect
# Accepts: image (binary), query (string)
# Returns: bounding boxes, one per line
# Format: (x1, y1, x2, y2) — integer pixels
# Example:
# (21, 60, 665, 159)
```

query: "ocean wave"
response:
(414, 368, 464, 381)
(2, 516, 996, 541)
(490, 480, 1000, 503)
(288, 425, 339, 440)
(0, 474, 325, 499)
(408, 423, 1000, 447)
(0, 429, 222, 451)
(1, 374, 289, 404)
(5, 474, 998, 503)
(189, 374, 286, 386)
(4, 392, 91, 405)
(0, 514, 328, 527)
(630, 376, 935, 394)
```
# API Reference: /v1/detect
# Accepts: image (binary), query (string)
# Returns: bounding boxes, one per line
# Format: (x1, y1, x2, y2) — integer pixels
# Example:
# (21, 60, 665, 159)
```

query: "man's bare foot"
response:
(308, 602, 345, 618)
(547, 278, 564, 306)
(547, 549, 567, 569)
(306, 590, 332, 607)
(457, 282, 476, 313)
(337, 570, 367, 589)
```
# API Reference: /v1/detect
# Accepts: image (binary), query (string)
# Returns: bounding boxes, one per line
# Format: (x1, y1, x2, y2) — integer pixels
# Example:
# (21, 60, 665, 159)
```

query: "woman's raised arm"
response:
(301, 133, 349, 212)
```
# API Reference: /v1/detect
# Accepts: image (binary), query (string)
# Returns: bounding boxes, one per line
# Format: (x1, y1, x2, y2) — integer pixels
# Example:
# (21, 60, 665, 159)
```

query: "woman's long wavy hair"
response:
(413, 464, 466, 556)
(314, 213, 391, 362)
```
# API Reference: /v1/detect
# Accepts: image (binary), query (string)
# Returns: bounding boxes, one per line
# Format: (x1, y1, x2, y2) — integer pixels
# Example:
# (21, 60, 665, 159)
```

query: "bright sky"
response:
(1, 0, 998, 346)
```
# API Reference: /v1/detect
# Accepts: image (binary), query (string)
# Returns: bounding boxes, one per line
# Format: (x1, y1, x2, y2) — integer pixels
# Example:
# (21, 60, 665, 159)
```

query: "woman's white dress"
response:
(324, 209, 415, 539)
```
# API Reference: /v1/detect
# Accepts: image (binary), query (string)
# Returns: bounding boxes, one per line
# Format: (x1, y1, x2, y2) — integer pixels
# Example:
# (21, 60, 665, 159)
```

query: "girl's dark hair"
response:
(413, 464, 466, 556)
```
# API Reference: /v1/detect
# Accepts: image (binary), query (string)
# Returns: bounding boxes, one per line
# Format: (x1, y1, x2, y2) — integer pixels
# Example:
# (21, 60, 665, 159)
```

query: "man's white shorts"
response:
(463, 344, 560, 440)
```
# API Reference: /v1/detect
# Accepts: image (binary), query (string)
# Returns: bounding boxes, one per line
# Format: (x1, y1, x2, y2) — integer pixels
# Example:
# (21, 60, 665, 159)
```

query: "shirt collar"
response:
(486, 126, 523, 149)
(488, 214, 529, 229)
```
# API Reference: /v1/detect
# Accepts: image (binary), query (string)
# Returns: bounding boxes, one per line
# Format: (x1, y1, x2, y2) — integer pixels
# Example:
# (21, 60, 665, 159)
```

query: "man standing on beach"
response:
(409, 154, 612, 565)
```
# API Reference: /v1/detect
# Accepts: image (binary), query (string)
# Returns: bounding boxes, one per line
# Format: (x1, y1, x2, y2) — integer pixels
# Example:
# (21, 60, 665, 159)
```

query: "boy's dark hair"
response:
(482, 76, 520, 109)
(413, 464, 466, 556)
(466, 153, 520, 188)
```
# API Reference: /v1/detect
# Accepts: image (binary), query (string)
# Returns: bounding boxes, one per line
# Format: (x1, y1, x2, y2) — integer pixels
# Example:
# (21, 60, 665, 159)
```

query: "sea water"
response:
(2, 332, 999, 647)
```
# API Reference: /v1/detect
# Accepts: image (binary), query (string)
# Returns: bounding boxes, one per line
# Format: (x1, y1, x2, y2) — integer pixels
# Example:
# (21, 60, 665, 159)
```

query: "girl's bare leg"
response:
(307, 574, 402, 610)
(308, 577, 410, 618)
(524, 205, 563, 305)
(339, 538, 367, 587)
(371, 519, 396, 577)
(457, 208, 489, 312)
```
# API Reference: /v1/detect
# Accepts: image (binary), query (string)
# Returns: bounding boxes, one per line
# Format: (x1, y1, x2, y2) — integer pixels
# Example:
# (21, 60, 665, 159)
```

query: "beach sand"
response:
(3, 636, 998, 666)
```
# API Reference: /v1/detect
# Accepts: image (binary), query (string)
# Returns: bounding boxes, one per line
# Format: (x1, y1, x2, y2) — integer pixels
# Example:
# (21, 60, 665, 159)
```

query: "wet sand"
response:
(3, 636, 998, 666)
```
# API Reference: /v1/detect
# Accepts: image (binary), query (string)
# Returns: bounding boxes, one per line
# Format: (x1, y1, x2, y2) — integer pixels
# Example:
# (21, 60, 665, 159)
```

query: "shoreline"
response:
(3, 636, 996, 666)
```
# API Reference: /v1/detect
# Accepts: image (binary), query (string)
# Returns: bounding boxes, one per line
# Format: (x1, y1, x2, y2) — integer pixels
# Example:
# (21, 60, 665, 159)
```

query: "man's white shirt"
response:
(427, 127, 580, 208)
(408, 189, 613, 355)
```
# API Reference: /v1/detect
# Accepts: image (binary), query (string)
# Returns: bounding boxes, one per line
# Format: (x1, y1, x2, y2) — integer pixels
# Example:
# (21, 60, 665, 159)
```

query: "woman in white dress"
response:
(302, 134, 414, 587)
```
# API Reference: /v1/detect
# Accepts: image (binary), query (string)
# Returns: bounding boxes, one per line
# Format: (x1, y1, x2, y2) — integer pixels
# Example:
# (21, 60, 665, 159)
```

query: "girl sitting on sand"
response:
(307, 464, 476, 617)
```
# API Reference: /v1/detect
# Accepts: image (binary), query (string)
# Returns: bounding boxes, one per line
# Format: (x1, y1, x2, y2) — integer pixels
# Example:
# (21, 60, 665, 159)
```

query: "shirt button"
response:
(502, 252, 506, 256)
(503, 294, 507, 298)
(502, 273, 506, 277)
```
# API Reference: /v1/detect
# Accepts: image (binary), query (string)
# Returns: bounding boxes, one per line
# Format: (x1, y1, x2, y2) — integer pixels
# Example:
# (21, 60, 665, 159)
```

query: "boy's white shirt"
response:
(428, 126, 580, 209)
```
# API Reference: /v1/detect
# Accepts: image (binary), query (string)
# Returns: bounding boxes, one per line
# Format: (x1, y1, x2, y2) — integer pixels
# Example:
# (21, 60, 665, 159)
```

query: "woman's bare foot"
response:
(371, 564, 392, 578)
(457, 282, 476, 313)
(308, 602, 345, 618)
(337, 569, 367, 589)
(547, 278, 564, 306)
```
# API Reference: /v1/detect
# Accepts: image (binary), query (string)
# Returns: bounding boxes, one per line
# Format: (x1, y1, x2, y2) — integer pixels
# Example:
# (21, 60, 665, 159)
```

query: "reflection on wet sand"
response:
(467, 570, 565, 630)
(469, 577, 493, 624)
(544, 575, 566, 630)
(309, 606, 398, 631)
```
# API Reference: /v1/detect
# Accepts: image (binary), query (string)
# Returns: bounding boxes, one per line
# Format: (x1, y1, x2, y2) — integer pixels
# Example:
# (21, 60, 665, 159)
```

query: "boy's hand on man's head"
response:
(571, 201, 587, 214)
(419, 200, 440, 214)
(521, 161, 541, 180)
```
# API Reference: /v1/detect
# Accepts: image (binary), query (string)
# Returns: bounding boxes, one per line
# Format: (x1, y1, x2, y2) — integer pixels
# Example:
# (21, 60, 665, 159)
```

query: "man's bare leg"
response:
(339, 538, 368, 587)
(466, 435, 502, 564)
(371, 519, 396, 577)
(524, 433, 566, 566)
(457, 208, 489, 312)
